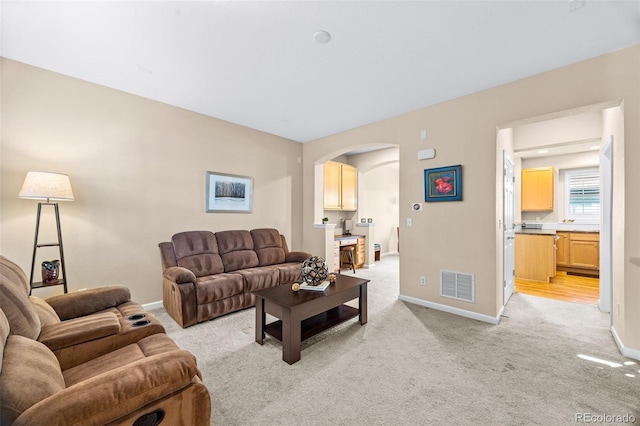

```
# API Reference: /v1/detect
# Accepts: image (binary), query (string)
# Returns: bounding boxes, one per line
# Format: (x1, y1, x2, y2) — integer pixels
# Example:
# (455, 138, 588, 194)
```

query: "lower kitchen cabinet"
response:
(515, 234, 556, 283)
(558, 232, 599, 276)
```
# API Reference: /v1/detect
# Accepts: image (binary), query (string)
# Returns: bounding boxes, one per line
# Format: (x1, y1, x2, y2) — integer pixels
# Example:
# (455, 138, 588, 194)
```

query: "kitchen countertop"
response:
(516, 229, 599, 235)
(516, 229, 558, 235)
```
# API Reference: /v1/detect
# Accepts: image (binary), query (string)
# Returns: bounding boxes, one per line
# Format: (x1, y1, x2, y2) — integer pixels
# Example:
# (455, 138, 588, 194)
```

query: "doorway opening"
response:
(313, 144, 400, 278)
(497, 100, 622, 314)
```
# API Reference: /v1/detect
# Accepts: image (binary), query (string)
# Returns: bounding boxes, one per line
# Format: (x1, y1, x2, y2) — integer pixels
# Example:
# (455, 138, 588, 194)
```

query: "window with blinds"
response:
(565, 168, 600, 221)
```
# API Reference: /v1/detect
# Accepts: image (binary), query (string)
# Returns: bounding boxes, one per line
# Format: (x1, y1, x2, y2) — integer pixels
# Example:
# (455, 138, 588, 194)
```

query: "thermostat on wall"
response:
(411, 202, 423, 211)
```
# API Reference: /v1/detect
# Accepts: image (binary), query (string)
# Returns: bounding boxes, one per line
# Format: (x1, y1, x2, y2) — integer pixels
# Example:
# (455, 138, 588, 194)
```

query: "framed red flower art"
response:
(424, 165, 462, 202)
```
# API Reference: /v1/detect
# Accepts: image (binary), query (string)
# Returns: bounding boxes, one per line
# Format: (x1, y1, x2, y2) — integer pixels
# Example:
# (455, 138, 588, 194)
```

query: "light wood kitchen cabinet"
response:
(556, 231, 569, 266)
(323, 161, 357, 211)
(521, 167, 554, 211)
(568, 232, 599, 270)
(556, 232, 599, 276)
(340, 164, 358, 211)
(323, 161, 342, 210)
(515, 234, 556, 283)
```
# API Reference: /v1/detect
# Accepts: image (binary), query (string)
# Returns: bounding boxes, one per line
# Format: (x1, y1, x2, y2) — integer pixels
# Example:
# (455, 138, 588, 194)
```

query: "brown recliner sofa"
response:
(0, 255, 211, 424)
(159, 228, 311, 328)
(0, 255, 165, 369)
(0, 307, 211, 425)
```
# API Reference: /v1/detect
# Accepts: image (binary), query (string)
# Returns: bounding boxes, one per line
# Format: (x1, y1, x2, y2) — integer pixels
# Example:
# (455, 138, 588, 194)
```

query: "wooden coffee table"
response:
(253, 274, 369, 364)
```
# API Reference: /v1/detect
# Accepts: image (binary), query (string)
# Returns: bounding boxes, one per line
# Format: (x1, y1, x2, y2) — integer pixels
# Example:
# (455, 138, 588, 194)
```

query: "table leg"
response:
(255, 296, 265, 345)
(282, 308, 301, 364)
(359, 283, 368, 325)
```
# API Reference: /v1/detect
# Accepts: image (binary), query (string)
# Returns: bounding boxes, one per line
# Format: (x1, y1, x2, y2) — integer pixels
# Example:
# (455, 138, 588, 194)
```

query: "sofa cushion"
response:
(195, 273, 244, 305)
(38, 312, 121, 352)
(237, 267, 280, 308)
(0, 275, 41, 340)
(235, 267, 280, 293)
(216, 230, 259, 272)
(0, 255, 30, 296)
(0, 334, 65, 424)
(172, 231, 224, 277)
(29, 296, 61, 326)
(251, 228, 286, 266)
(63, 333, 181, 387)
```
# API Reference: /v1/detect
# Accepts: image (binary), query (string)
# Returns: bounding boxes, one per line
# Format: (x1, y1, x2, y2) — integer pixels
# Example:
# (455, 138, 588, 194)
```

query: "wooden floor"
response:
(515, 271, 599, 305)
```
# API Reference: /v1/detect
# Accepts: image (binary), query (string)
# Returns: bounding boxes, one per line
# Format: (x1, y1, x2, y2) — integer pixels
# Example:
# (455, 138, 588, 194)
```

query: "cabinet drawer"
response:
(569, 232, 599, 242)
(339, 238, 358, 246)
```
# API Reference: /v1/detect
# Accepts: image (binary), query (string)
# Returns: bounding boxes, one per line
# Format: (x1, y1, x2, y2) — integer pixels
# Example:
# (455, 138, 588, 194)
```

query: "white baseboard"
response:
(398, 294, 501, 325)
(611, 325, 640, 361)
(142, 300, 163, 311)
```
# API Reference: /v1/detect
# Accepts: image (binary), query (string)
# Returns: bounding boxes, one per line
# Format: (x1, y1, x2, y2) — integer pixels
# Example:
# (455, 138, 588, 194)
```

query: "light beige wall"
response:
(358, 162, 399, 254)
(347, 147, 399, 253)
(0, 58, 304, 304)
(513, 110, 603, 150)
(303, 45, 639, 351)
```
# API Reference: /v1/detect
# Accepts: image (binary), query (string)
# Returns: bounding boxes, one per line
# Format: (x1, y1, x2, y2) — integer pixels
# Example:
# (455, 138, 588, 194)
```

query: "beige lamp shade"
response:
(19, 171, 75, 202)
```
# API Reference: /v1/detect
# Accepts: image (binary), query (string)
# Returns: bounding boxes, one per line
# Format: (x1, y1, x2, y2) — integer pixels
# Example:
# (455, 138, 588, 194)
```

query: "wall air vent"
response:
(440, 270, 475, 303)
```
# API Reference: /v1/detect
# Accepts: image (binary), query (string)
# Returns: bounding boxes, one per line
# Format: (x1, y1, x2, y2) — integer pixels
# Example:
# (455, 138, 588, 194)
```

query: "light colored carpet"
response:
(151, 254, 639, 425)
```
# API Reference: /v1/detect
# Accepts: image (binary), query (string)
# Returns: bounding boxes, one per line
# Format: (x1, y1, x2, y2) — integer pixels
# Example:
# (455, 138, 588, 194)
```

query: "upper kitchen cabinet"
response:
(324, 161, 357, 211)
(521, 167, 554, 211)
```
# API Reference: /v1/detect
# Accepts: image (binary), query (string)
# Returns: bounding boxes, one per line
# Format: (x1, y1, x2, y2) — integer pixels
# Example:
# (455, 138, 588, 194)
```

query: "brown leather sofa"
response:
(159, 228, 311, 328)
(0, 255, 211, 425)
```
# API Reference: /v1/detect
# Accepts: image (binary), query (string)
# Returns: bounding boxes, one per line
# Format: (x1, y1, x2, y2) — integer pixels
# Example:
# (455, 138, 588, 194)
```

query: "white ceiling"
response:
(2, 1, 639, 143)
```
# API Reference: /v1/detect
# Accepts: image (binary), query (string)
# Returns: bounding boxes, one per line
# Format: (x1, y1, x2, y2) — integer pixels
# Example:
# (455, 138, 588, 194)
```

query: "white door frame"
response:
(599, 136, 613, 314)
(503, 150, 515, 304)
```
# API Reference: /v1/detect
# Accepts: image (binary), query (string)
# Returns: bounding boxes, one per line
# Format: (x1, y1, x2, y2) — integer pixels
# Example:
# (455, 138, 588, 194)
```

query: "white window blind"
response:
(566, 168, 600, 219)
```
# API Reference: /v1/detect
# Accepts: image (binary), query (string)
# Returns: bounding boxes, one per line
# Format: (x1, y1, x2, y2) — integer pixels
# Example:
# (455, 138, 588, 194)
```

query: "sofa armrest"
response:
(285, 251, 312, 263)
(45, 286, 131, 321)
(38, 312, 121, 351)
(14, 350, 199, 426)
(163, 266, 196, 284)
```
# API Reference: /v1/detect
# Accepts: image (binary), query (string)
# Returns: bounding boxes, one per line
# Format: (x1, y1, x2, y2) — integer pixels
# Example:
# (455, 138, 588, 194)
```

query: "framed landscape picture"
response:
(206, 171, 253, 213)
(424, 165, 462, 202)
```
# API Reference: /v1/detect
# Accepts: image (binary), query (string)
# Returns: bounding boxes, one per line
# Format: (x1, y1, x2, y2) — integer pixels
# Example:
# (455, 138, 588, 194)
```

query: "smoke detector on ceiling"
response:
(313, 30, 331, 44)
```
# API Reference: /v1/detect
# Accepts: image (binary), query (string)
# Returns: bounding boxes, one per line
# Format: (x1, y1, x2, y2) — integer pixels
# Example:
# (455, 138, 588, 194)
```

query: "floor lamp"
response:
(19, 171, 74, 295)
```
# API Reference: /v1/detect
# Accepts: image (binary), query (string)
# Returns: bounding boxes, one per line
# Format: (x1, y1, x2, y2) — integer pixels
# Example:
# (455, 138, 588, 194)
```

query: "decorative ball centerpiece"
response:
(301, 256, 328, 286)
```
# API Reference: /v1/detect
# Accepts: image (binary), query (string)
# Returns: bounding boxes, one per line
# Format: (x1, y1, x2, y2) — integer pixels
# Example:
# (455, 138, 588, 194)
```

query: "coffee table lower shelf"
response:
(264, 305, 359, 342)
